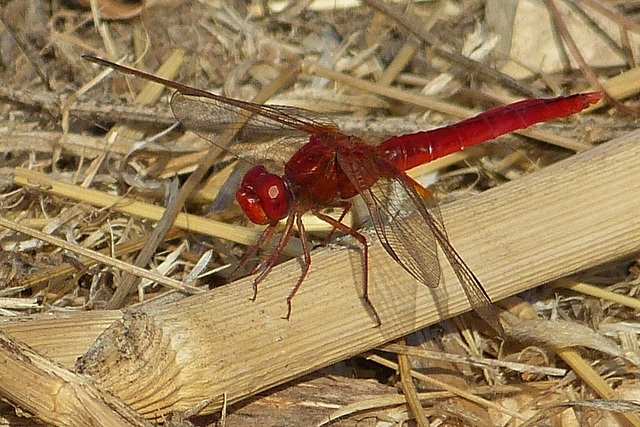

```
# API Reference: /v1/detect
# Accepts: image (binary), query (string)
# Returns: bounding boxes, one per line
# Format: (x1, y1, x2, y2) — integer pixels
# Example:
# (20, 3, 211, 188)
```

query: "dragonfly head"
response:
(236, 165, 292, 225)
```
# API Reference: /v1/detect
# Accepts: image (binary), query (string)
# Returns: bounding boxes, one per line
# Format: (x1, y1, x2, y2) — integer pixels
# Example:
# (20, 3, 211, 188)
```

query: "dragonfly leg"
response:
(250, 214, 297, 301)
(284, 214, 312, 320)
(313, 210, 381, 326)
(320, 201, 352, 246)
(231, 222, 279, 299)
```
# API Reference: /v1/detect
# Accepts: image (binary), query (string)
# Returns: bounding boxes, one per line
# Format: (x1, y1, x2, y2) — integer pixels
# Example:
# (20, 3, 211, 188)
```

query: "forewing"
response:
(170, 92, 338, 155)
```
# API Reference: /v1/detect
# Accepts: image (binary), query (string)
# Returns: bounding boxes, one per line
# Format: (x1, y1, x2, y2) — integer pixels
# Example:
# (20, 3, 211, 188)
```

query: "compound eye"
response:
(256, 175, 290, 221)
(236, 187, 269, 225)
(236, 166, 291, 224)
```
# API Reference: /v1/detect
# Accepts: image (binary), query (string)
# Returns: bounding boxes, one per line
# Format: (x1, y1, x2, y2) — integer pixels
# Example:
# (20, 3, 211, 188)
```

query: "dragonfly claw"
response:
(251, 281, 258, 302)
(282, 299, 293, 321)
(364, 296, 382, 328)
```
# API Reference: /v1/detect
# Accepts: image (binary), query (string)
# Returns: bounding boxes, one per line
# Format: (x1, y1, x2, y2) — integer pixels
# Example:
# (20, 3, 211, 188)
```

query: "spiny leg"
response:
(250, 214, 297, 301)
(284, 214, 312, 320)
(231, 223, 278, 276)
(313, 210, 381, 326)
(233, 222, 279, 284)
(319, 201, 352, 246)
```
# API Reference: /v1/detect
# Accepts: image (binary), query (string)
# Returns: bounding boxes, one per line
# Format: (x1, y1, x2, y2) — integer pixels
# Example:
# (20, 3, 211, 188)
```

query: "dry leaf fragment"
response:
(509, 319, 626, 359)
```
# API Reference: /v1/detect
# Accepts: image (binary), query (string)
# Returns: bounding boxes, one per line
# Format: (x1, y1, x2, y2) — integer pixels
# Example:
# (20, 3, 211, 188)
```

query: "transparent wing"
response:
(82, 55, 340, 163)
(337, 151, 441, 287)
(171, 92, 339, 154)
(337, 151, 503, 334)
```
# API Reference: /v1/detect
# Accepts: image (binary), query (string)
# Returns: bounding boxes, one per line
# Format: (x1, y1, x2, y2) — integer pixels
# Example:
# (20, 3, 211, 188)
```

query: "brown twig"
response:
(544, 0, 640, 117)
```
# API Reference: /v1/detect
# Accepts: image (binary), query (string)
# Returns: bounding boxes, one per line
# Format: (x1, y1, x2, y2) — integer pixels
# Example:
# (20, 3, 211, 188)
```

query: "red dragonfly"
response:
(84, 55, 601, 334)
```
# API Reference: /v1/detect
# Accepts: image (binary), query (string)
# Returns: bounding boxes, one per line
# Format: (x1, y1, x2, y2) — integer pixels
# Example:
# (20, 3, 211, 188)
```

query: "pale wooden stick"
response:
(2, 129, 640, 420)
(1, 311, 122, 369)
(0, 329, 152, 426)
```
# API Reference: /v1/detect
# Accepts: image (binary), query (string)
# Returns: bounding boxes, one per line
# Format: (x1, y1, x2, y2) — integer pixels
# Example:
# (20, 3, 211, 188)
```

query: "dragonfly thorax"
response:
(236, 165, 292, 225)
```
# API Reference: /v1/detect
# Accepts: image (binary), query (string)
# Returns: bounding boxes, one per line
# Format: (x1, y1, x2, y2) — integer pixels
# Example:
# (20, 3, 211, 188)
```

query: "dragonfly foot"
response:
(363, 296, 381, 327)
(250, 282, 258, 302)
(279, 299, 294, 321)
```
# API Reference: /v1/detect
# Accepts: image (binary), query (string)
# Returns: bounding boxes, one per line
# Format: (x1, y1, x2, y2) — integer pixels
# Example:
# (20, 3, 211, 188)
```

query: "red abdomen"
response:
(380, 92, 601, 171)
